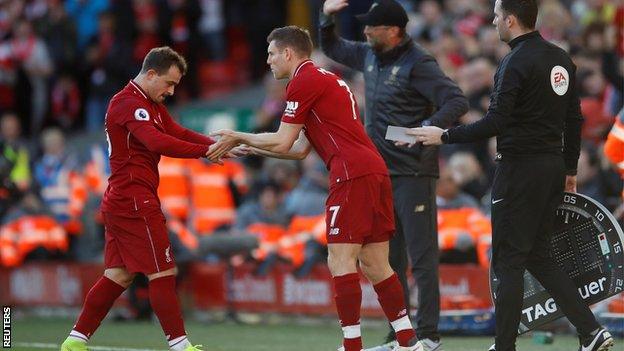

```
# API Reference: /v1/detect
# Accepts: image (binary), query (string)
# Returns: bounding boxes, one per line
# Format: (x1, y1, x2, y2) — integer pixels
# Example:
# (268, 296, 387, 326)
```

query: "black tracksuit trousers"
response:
(491, 154, 600, 351)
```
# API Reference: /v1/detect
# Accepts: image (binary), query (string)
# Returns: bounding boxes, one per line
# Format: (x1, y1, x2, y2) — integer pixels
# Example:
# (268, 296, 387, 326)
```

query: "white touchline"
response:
(15, 342, 165, 351)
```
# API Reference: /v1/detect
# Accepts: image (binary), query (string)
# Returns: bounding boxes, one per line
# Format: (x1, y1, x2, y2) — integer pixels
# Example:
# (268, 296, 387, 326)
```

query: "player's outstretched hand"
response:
(226, 144, 252, 158)
(207, 129, 240, 163)
(323, 0, 349, 16)
(407, 126, 444, 146)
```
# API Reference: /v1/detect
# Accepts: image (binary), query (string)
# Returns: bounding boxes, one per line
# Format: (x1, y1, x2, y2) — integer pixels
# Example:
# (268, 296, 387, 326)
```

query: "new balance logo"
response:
(398, 309, 407, 317)
(284, 101, 299, 117)
(329, 228, 340, 235)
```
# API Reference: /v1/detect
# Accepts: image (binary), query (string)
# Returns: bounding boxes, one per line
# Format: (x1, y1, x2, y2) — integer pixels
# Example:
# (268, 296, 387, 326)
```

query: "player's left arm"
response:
(161, 109, 216, 145)
(250, 131, 312, 160)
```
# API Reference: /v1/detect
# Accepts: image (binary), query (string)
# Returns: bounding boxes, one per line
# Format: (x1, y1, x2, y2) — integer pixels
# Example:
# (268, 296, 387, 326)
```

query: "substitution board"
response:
(490, 192, 624, 333)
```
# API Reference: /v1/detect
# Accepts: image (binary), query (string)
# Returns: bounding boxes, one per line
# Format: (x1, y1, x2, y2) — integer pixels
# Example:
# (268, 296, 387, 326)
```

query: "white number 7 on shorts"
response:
(329, 205, 340, 227)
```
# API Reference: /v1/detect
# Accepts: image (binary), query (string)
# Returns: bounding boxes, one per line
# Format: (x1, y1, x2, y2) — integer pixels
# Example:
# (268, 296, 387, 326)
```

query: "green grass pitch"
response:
(8, 316, 621, 351)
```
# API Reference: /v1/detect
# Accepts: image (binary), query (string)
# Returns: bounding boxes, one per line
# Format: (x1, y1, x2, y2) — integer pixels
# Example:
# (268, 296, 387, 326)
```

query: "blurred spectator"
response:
(64, 0, 109, 51)
(537, 0, 573, 47)
(82, 11, 133, 132)
(158, 157, 191, 221)
(476, 27, 506, 63)
(38, 0, 77, 72)
(131, 0, 163, 65)
(33, 128, 86, 235)
(411, 0, 447, 44)
(436, 167, 491, 265)
(234, 180, 289, 275)
(0, 112, 30, 218)
(436, 167, 479, 210)
(198, 0, 227, 61)
(577, 143, 609, 205)
(11, 19, 52, 135)
(0, 193, 68, 267)
(284, 152, 327, 217)
(158, 0, 201, 99)
(0, 111, 30, 190)
(50, 72, 81, 131)
(446, 151, 489, 202)
(235, 181, 285, 230)
(576, 0, 618, 27)
(578, 66, 615, 144)
(604, 110, 624, 219)
(187, 159, 248, 235)
(456, 58, 494, 112)
(242, 0, 287, 80)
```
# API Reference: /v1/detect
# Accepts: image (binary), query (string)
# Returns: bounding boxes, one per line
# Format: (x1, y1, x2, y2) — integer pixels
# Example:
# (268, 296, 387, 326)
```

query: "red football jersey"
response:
(281, 60, 388, 184)
(102, 81, 214, 215)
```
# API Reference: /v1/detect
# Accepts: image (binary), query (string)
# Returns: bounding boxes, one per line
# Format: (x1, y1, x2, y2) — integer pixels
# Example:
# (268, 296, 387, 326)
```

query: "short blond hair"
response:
(140, 46, 188, 75)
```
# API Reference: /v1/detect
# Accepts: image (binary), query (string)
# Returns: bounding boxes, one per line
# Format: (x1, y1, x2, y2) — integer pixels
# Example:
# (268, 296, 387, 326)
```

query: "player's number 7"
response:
(329, 205, 340, 227)
(337, 79, 358, 120)
(317, 68, 357, 120)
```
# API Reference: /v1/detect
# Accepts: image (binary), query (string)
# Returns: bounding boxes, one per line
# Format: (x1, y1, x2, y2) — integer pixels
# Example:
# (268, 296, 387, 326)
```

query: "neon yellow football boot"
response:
(60, 338, 88, 351)
(184, 345, 203, 351)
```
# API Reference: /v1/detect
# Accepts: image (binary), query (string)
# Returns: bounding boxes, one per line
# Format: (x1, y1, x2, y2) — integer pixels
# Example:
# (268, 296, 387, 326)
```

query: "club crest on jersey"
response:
(134, 108, 150, 121)
(284, 101, 299, 117)
(550, 65, 569, 96)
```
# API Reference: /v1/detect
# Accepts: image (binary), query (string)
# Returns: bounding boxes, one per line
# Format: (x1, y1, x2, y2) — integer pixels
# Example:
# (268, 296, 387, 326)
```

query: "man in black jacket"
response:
(412, 1, 615, 351)
(320, 1, 469, 350)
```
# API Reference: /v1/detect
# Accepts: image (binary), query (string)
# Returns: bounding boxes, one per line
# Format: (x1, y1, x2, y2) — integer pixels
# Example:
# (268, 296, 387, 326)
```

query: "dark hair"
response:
(500, 0, 538, 29)
(267, 26, 313, 57)
(140, 46, 187, 75)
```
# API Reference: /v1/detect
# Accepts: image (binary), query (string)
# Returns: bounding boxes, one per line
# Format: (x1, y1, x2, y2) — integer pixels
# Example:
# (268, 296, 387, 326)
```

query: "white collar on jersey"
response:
(129, 80, 149, 101)
(294, 60, 313, 77)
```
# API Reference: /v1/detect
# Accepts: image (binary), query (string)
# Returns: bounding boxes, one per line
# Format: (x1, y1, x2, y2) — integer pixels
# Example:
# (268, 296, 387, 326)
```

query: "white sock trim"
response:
(342, 324, 361, 339)
(168, 335, 190, 350)
(69, 330, 89, 342)
(391, 315, 413, 332)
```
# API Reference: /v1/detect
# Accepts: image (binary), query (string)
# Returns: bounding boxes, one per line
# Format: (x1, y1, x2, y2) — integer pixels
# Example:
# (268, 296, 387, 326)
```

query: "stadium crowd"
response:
(0, 0, 621, 305)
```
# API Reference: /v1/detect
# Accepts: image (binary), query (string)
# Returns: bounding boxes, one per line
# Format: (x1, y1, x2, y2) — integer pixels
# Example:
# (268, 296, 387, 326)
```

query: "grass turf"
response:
(9, 316, 619, 351)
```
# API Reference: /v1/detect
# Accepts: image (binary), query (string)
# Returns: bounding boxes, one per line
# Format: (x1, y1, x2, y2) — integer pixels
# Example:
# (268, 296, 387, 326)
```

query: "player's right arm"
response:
(250, 132, 311, 160)
(115, 101, 210, 158)
(319, 0, 368, 71)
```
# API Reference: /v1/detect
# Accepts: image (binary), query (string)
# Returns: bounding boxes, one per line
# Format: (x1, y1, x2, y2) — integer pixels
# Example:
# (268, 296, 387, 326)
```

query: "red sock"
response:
(149, 275, 186, 341)
(374, 273, 416, 347)
(333, 273, 362, 351)
(73, 276, 126, 339)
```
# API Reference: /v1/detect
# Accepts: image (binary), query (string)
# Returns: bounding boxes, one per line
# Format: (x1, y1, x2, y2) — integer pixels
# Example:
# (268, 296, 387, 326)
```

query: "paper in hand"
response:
(385, 126, 417, 144)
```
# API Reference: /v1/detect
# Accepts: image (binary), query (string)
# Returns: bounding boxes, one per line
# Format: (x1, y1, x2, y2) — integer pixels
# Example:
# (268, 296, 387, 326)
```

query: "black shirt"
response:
(446, 31, 583, 175)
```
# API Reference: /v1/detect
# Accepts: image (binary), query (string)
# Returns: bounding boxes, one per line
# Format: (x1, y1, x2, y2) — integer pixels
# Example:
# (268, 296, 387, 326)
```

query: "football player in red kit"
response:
(208, 26, 423, 351)
(60, 47, 239, 351)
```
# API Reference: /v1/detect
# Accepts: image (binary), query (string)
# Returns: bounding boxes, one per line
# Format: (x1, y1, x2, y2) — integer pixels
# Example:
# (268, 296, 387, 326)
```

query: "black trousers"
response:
(491, 154, 600, 351)
(388, 176, 440, 340)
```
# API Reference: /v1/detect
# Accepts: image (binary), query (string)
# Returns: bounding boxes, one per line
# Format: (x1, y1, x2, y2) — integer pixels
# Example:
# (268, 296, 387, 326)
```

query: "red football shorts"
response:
(103, 210, 175, 274)
(325, 173, 395, 245)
